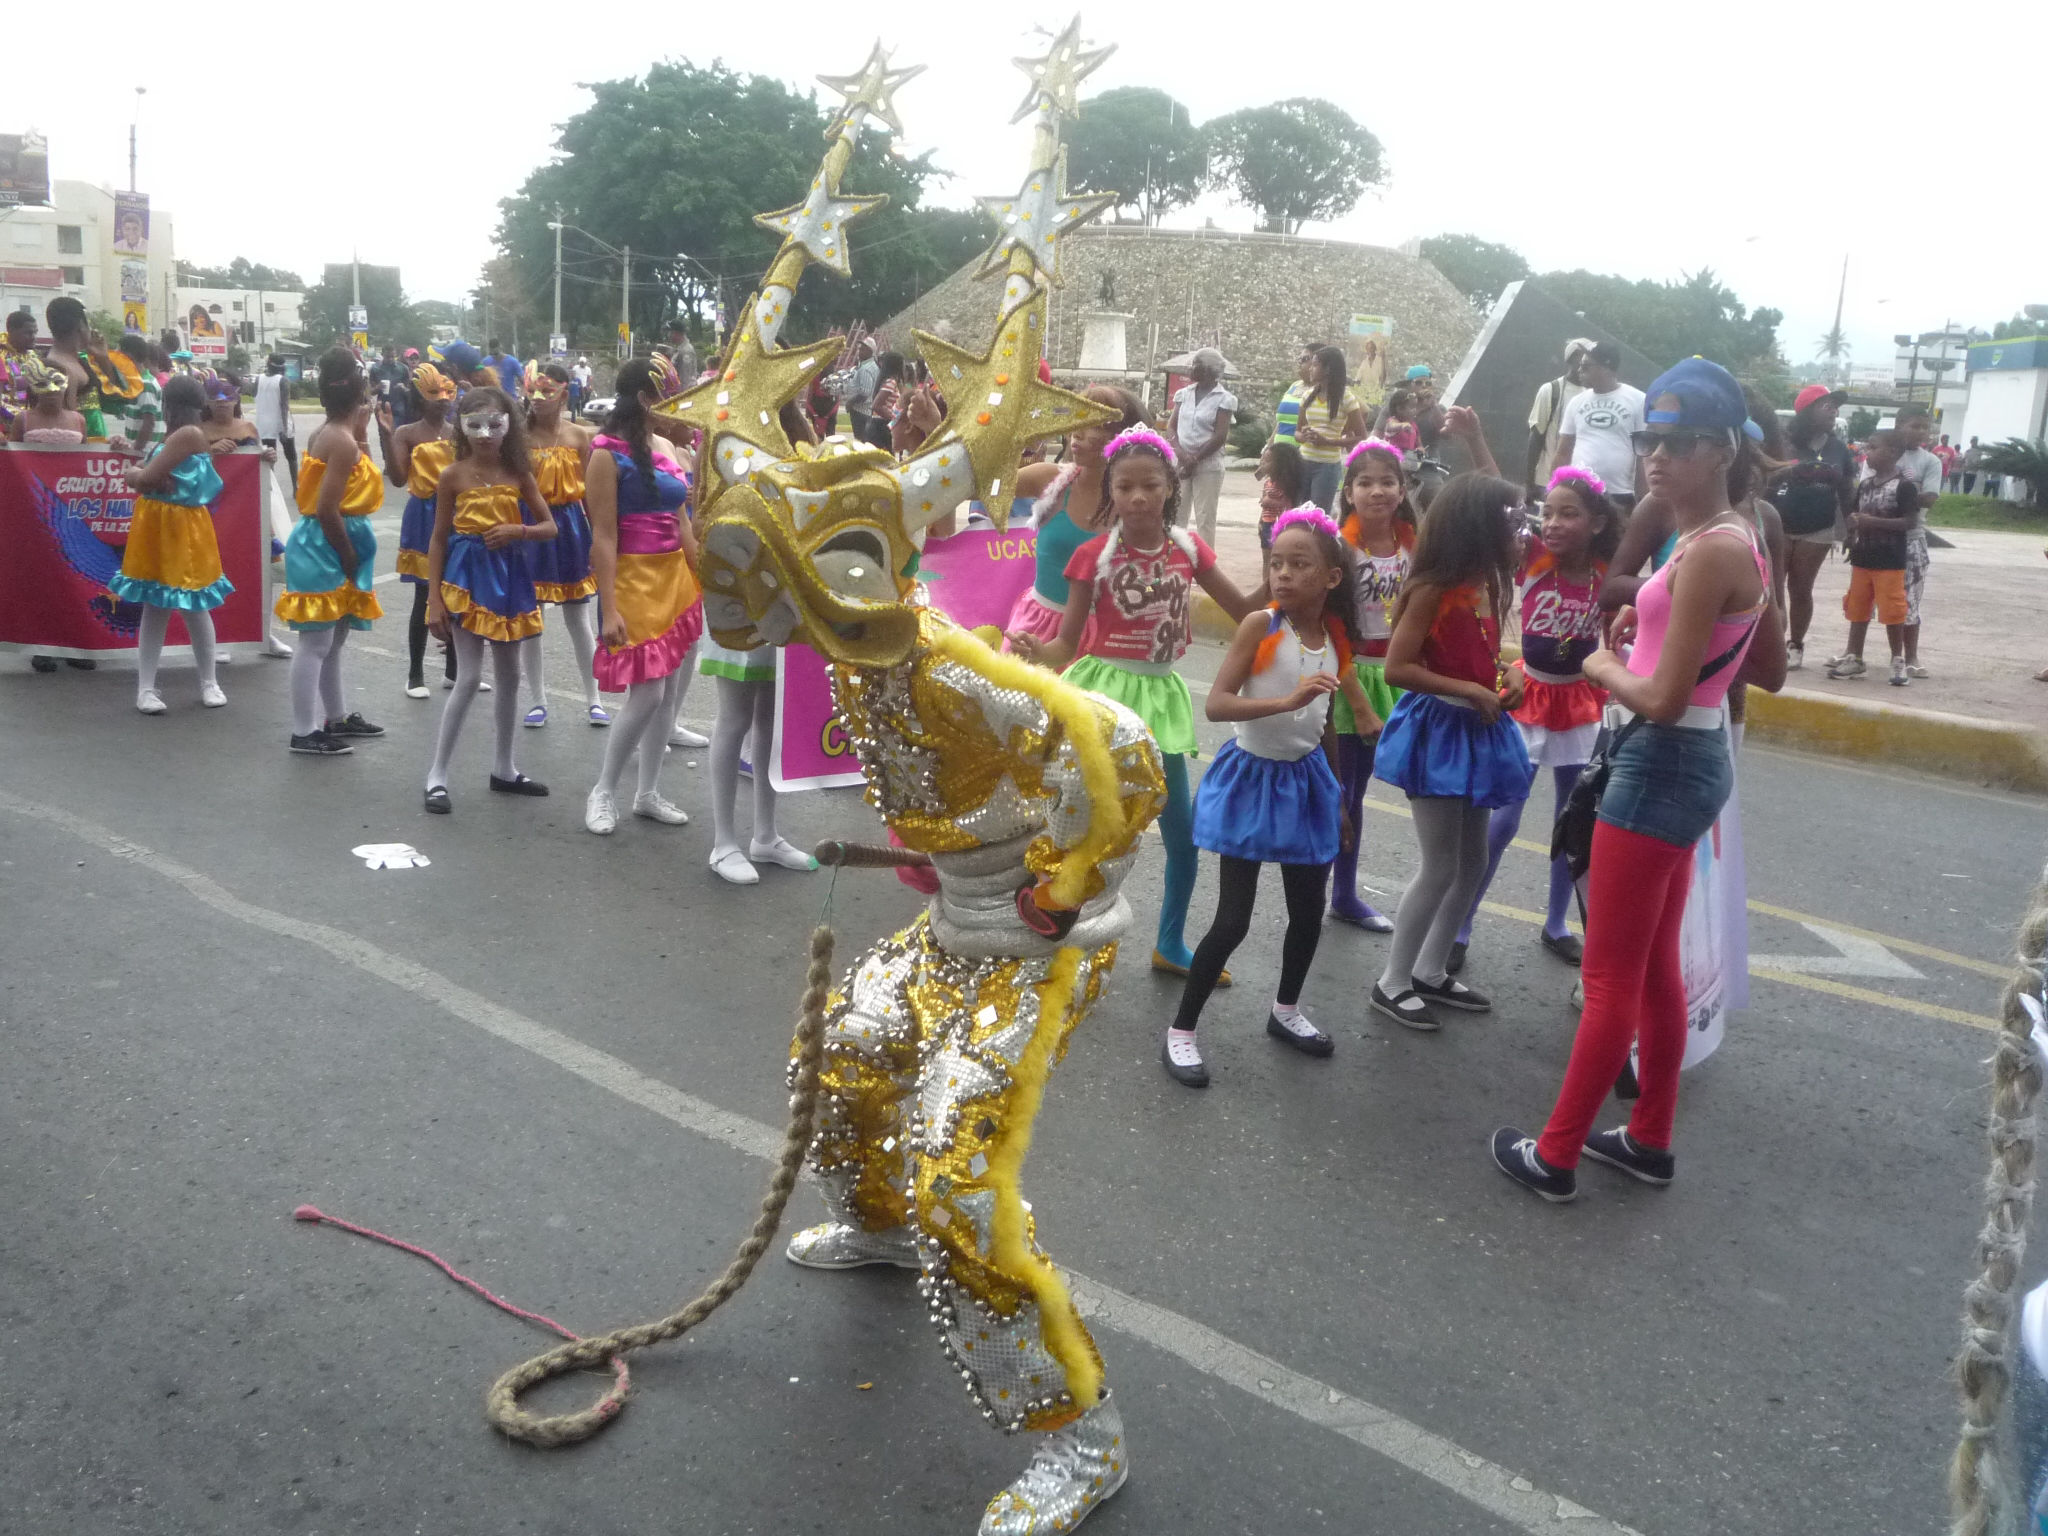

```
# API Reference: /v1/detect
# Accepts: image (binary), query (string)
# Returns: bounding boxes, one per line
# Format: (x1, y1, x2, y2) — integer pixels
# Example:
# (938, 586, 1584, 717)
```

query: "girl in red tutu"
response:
(1452, 465, 1618, 971)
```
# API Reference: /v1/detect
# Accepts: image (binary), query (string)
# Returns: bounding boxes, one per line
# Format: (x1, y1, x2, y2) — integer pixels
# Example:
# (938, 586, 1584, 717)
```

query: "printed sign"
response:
(187, 302, 229, 362)
(1346, 314, 1394, 405)
(0, 447, 269, 655)
(115, 192, 149, 332)
(770, 520, 1038, 792)
(0, 131, 51, 207)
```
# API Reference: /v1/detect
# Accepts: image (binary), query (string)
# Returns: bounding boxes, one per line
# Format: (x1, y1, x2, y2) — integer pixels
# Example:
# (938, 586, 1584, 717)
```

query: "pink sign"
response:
(771, 521, 1040, 792)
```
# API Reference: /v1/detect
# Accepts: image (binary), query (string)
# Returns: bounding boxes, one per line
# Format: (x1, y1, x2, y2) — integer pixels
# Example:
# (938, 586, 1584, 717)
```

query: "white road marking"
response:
(0, 789, 1643, 1536)
(1752, 921, 1925, 980)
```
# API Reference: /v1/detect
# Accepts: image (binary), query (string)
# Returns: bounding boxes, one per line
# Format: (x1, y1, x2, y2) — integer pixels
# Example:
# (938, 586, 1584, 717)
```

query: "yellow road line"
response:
(1356, 795, 2004, 981)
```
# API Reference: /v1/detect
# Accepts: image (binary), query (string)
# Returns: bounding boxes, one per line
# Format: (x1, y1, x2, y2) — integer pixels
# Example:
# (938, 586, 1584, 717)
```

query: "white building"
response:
(0, 180, 177, 333)
(1893, 328, 1970, 429)
(172, 285, 307, 359)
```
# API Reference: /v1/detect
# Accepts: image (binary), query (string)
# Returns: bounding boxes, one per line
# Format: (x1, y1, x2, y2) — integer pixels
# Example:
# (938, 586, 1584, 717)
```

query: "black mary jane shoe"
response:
(1541, 931, 1585, 966)
(423, 785, 451, 814)
(488, 773, 550, 797)
(1266, 1012, 1335, 1058)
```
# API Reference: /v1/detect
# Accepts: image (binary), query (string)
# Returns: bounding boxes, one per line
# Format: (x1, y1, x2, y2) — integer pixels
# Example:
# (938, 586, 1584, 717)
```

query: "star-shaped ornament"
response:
(1010, 16, 1114, 124)
(902, 292, 1116, 532)
(652, 319, 845, 484)
(974, 151, 1114, 285)
(755, 168, 888, 277)
(818, 43, 926, 139)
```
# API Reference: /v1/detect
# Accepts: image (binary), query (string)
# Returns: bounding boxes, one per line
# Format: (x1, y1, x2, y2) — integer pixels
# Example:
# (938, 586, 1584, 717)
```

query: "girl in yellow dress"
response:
(274, 350, 385, 756)
(516, 362, 605, 727)
(421, 385, 556, 813)
(114, 374, 232, 714)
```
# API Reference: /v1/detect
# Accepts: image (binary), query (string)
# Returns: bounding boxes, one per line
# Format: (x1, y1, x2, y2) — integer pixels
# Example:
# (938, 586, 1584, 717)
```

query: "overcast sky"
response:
(15, 3, 2040, 368)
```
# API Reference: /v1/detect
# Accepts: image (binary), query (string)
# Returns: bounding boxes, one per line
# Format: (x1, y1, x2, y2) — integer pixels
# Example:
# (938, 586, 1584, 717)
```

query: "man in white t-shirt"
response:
(1554, 341, 1646, 508)
(1893, 405, 1944, 677)
(1167, 348, 1235, 544)
(1523, 337, 1593, 498)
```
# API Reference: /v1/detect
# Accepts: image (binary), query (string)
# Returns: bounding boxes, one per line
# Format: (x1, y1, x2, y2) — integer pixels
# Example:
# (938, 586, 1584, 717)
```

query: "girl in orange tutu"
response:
(1452, 465, 1618, 971)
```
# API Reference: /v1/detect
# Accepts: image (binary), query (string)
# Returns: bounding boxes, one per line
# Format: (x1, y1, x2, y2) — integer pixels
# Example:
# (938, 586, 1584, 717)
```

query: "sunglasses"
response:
(1630, 429, 1728, 459)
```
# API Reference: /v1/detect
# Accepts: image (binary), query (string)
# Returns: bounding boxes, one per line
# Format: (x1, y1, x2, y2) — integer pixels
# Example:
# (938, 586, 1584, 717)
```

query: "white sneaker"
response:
(1907, 663, 1930, 678)
(199, 682, 227, 708)
(1890, 656, 1910, 687)
(709, 845, 760, 885)
(669, 723, 710, 748)
(748, 836, 818, 871)
(632, 792, 689, 825)
(584, 787, 618, 835)
(1785, 641, 1803, 671)
(136, 689, 167, 715)
(979, 1391, 1129, 1536)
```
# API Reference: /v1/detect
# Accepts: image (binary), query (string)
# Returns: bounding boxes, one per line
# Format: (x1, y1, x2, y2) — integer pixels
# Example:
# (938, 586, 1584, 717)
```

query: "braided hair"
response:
(603, 358, 660, 491)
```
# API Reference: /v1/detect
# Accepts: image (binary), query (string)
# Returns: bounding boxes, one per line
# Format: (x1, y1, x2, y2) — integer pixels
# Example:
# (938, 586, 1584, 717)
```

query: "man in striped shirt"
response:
(1269, 345, 1317, 445)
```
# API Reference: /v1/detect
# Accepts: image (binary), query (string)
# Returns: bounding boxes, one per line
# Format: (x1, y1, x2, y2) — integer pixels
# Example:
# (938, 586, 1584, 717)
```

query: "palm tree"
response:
(1978, 437, 2048, 507)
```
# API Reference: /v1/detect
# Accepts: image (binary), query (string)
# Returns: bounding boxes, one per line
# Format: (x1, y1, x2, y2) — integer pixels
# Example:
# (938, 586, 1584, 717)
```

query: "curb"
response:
(1194, 594, 2048, 795)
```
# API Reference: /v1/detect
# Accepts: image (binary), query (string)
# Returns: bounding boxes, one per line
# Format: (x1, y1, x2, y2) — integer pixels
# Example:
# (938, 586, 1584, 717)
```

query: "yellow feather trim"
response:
(930, 627, 1125, 912)
(984, 945, 1102, 1417)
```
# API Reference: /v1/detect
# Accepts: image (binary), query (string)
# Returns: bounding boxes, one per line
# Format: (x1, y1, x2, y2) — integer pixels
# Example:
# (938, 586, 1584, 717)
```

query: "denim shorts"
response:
(1597, 721, 1733, 847)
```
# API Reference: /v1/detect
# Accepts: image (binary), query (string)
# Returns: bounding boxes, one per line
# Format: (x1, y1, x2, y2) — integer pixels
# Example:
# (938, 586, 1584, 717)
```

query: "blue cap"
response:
(439, 339, 482, 376)
(1404, 363, 1433, 381)
(1644, 357, 1764, 441)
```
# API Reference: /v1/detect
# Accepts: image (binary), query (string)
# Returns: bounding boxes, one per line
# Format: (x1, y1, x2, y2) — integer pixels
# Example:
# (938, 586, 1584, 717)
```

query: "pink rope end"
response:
(293, 1205, 324, 1221)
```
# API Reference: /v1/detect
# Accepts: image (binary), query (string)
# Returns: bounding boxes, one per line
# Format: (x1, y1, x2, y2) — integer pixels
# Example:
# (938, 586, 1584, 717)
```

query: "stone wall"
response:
(883, 225, 1481, 427)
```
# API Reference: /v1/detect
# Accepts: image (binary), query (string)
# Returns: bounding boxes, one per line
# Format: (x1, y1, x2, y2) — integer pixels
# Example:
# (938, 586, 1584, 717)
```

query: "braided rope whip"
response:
(1949, 862, 2048, 1536)
(482, 922, 835, 1448)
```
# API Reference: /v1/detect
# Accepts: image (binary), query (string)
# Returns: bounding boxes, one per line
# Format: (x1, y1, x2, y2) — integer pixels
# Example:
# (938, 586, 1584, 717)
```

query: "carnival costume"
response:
(1508, 548, 1605, 767)
(276, 453, 384, 631)
(440, 484, 544, 642)
(527, 445, 597, 603)
(663, 34, 1156, 1533)
(1373, 583, 1534, 808)
(1003, 462, 1098, 651)
(591, 435, 702, 691)
(110, 445, 232, 611)
(396, 436, 456, 583)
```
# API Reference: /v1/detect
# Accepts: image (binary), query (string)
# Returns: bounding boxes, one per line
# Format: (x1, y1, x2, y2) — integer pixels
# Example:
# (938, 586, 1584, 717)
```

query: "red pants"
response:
(1537, 820, 1694, 1168)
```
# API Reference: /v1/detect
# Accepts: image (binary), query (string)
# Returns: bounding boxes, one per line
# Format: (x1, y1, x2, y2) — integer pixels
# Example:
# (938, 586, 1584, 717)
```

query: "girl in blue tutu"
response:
(1370, 473, 1535, 1032)
(1006, 426, 1260, 976)
(421, 386, 557, 813)
(1162, 508, 1374, 1087)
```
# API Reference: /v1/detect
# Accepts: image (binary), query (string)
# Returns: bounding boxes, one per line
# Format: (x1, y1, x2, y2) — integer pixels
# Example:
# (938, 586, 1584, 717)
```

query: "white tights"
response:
(594, 669, 684, 802)
(670, 638, 701, 733)
(427, 628, 523, 789)
(289, 626, 351, 736)
(136, 606, 217, 697)
(1379, 797, 1494, 993)
(519, 600, 599, 713)
(709, 676, 778, 856)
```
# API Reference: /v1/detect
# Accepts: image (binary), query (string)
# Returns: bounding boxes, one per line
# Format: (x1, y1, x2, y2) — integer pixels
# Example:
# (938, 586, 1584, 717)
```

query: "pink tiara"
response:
(1344, 437, 1405, 470)
(1103, 426, 1177, 465)
(1548, 464, 1606, 497)
(1272, 505, 1341, 542)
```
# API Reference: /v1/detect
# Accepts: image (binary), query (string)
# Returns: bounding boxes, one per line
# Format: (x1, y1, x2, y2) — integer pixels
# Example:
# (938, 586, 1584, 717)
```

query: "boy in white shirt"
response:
(1554, 341, 1646, 511)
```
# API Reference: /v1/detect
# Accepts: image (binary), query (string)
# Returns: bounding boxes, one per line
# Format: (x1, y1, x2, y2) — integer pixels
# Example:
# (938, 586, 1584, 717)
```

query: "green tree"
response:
(1539, 267, 1784, 376)
(494, 61, 958, 347)
(1063, 86, 1203, 224)
(1203, 99, 1385, 234)
(1418, 234, 1531, 308)
(1979, 438, 2048, 506)
(1845, 406, 1880, 441)
(300, 264, 414, 348)
(178, 256, 305, 291)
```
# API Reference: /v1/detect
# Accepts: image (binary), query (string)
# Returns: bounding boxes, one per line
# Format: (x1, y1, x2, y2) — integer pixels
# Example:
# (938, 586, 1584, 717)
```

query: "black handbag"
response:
(1549, 628, 1756, 881)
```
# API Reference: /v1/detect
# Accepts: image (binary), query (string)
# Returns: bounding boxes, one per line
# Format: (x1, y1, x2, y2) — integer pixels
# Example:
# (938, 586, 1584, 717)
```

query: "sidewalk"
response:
(1195, 469, 2048, 793)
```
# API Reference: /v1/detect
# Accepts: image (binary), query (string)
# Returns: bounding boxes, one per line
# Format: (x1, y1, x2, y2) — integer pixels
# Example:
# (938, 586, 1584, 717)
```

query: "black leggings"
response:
(407, 583, 457, 686)
(1172, 857, 1330, 1032)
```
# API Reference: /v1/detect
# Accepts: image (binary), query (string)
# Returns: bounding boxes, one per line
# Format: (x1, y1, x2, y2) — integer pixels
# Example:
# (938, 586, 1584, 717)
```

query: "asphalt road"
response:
(4, 523, 2043, 1536)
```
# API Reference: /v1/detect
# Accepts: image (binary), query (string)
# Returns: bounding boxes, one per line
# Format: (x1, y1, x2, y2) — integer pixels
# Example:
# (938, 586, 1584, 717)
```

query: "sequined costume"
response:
(791, 606, 1162, 1432)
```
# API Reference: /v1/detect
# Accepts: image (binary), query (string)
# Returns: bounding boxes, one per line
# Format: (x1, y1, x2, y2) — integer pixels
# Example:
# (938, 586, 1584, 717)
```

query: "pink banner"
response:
(771, 521, 1040, 792)
(0, 445, 268, 655)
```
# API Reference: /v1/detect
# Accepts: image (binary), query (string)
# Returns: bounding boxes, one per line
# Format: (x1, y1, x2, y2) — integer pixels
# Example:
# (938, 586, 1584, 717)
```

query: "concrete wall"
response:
(884, 226, 1481, 429)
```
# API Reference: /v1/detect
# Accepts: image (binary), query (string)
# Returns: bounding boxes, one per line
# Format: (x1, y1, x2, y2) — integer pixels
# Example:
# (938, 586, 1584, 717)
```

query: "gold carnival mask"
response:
(669, 26, 1119, 669)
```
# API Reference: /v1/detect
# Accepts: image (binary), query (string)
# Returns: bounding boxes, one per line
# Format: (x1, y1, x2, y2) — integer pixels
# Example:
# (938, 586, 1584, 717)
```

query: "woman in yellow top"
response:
(274, 350, 385, 756)
(392, 362, 459, 697)
(1295, 344, 1370, 511)
(516, 361, 605, 727)
(421, 385, 556, 813)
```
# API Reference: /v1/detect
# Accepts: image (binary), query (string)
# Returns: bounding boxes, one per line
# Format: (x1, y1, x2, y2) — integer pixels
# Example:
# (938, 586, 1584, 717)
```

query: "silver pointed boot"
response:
(784, 1220, 919, 1270)
(978, 1390, 1128, 1535)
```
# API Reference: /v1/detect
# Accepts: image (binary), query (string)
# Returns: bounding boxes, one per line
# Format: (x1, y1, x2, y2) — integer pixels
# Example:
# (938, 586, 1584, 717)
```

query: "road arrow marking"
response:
(1755, 921, 1924, 980)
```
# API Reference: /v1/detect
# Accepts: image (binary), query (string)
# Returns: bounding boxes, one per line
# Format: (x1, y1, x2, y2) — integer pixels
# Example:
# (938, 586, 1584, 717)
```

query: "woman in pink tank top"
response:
(1493, 358, 1787, 1204)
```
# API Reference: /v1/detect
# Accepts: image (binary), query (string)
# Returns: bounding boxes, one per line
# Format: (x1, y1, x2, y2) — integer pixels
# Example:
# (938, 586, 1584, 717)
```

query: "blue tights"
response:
(1156, 753, 1196, 965)
(1457, 764, 1583, 944)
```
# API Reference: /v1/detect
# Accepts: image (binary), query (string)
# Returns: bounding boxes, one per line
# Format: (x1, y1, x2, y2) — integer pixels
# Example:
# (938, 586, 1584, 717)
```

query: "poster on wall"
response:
(187, 303, 229, 362)
(1345, 314, 1393, 406)
(115, 191, 150, 333)
(0, 447, 269, 656)
(0, 131, 51, 207)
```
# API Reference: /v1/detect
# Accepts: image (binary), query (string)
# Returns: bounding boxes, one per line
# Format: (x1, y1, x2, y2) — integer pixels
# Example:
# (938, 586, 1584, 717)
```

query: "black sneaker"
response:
(1266, 1010, 1334, 1057)
(1369, 982, 1440, 1032)
(289, 731, 354, 756)
(1411, 974, 1491, 1012)
(1489, 1129, 1577, 1203)
(1581, 1127, 1675, 1186)
(29, 655, 57, 673)
(325, 712, 386, 738)
(1446, 940, 1468, 976)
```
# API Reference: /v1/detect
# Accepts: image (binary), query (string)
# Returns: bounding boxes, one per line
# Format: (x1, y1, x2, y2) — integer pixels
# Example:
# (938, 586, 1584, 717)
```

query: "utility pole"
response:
(551, 205, 563, 349)
(129, 88, 145, 192)
(620, 245, 632, 359)
(1826, 254, 1848, 385)
(351, 251, 360, 307)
